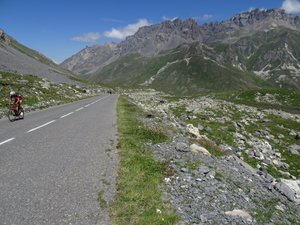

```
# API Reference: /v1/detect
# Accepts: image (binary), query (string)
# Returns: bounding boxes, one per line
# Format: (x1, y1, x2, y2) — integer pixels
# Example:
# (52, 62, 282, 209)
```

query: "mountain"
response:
(61, 9, 300, 93)
(0, 29, 78, 84)
(60, 42, 118, 75)
(88, 43, 270, 95)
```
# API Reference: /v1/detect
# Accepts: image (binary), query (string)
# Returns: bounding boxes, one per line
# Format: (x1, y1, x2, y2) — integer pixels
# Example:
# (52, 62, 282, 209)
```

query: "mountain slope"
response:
(60, 43, 118, 75)
(90, 43, 270, 95)
(61, 9, 300, 92)
(209, 27, 300, 89)
(0, 29, 78, 84)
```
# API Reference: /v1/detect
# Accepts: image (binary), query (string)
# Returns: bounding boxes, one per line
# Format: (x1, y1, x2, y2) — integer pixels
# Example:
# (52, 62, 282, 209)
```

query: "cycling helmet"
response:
(10, 91, 16, 96)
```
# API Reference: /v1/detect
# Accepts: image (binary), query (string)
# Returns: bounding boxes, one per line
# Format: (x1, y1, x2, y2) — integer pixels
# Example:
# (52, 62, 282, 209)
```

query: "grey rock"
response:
(278, 162, 290, 170)
(198, 124, 205, 131)
(200, 215, 208, 223)
(288, 144, 300, 155)
(206, 170, 216, 179)
(176, 142, 189, 152)
(181, 168, 189, 173)
(279, 171, 291, 178)
(275, 179, 300, 204)
(264, 173, 274, 183)
(204, 127, 212, 133)
(198, 165, 210, 174)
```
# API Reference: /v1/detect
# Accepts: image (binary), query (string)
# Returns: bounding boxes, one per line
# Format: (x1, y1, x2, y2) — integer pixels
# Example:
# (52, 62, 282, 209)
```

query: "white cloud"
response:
(72, 32, 101, 42)
(104, 19, 150, 39)
(281, 0, 300, 13)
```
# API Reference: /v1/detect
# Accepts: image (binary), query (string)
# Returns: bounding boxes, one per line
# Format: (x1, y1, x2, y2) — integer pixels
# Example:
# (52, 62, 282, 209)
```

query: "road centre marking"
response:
(60, 112, 74, 118)
(0, 137, 15, 146)
(26, 120, 56, 133)
(75, 107, 84, 112)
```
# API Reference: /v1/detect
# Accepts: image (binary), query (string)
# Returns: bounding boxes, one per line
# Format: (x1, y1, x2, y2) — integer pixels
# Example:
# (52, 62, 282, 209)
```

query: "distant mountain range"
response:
(0, 29, 77, 84)
(61, 9, 300, 94)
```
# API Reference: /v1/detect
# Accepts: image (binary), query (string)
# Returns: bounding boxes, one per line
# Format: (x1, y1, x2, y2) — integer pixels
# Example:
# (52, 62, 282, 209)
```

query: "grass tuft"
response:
(97, 190, 107, 209)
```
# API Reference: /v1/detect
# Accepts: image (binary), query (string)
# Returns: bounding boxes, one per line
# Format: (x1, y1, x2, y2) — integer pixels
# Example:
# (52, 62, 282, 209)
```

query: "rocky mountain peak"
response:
(228, 8, 300, 29)
(61, 8, 300, 89)
(117, 18, 202, 56)
(163, 18, 198, 28)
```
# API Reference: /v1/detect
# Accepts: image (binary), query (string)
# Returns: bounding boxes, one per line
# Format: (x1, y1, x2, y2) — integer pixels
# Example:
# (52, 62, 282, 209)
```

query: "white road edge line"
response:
(26, 120, 56, 133)
(60, 112, 74, 118)
(75, 107, 84, 112)
(0, 137, 15, 146)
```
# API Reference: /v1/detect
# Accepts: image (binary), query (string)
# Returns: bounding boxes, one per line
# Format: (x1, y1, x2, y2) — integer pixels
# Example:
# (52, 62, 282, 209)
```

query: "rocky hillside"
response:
(0, 71, 105, 119)
(124, 89, 300, 224)
(61, 9, 300, 92)
(61, 43, 118, 75)
(0, 29, 79, 84)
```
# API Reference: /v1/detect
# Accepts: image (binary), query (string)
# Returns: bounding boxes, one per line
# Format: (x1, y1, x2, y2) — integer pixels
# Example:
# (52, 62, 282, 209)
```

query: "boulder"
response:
(198, 165, 210, 174)
(225, 209, 252, 221)
(275, 179, 300, 204)
(288, 144, 300, 155)
(190, 144, 211, 156)
(187, 124, 200, 138)
(175, 142, 189, 152)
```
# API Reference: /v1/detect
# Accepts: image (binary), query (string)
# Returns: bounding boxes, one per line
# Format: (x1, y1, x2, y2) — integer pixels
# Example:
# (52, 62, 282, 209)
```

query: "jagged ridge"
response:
(61, 9, 300, 92)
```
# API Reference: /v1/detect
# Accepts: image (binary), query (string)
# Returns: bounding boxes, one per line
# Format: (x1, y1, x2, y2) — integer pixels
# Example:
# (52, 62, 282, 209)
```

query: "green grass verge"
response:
(111, 96, 179, 225)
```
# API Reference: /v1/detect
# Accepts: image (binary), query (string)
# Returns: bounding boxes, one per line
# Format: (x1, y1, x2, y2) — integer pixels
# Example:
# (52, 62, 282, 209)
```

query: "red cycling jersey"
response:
(10, 94, 23, 112)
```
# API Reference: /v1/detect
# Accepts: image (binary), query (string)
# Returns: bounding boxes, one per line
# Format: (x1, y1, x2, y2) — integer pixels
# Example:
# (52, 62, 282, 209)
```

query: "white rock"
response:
(164, 177, 171, 184)
(187, 124, 200, 138)
(273, 160, 279, 166)
(190, 144, 211, 156)
(225, 209, 252, 221)
(275, 204, 285, 212)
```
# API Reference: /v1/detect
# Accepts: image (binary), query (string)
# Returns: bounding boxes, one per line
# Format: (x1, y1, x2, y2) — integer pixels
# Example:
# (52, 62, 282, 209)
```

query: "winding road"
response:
(0, 94, 119, 225)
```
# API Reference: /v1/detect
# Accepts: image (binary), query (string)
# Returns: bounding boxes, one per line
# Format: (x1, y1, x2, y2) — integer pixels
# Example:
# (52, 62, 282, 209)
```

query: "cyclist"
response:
(8, 91, 23, 115)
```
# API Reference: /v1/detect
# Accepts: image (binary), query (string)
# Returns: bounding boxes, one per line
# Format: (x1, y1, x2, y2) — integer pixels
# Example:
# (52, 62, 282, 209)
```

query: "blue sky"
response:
(0, 0, 299, 63)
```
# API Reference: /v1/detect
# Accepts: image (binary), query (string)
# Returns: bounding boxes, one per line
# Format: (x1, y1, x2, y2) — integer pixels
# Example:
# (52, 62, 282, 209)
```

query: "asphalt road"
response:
(0, 94, 119, 225)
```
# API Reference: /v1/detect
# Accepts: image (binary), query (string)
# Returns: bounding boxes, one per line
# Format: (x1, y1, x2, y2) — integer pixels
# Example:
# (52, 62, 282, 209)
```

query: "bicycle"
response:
(7, 103, 24, 122)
